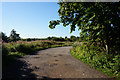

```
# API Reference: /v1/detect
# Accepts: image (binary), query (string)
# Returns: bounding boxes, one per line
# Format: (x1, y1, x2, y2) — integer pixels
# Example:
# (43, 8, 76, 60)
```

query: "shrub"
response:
(14, 44, 26, 52)
(71, 43, 120, 78)
(2, 45, 9, 57)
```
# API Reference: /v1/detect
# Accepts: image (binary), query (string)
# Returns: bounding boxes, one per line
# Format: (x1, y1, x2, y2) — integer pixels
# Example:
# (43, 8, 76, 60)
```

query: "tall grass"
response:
(2, 40, 72, 66)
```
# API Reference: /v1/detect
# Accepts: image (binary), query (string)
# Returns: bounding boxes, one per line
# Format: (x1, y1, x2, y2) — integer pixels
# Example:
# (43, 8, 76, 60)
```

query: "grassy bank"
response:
(2, 40, 73, 66)
(70, 43, 120, 79)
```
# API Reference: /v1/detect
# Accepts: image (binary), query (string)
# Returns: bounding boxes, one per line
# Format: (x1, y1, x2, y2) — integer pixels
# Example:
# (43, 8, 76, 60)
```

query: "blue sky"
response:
(2, 2, 81, 38)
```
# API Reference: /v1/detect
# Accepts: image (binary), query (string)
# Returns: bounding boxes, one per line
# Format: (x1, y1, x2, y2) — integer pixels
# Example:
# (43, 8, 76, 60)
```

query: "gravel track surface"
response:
(3, 46, 111, 79)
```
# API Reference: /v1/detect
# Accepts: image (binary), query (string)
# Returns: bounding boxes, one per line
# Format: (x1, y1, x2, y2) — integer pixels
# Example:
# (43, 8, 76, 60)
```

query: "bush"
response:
(71, 43, 120, 78)
(14, 44, 26, 52)
(2, 45, 9, 57)
(27, 38, 32, 41)
(2, 45, 15, 66)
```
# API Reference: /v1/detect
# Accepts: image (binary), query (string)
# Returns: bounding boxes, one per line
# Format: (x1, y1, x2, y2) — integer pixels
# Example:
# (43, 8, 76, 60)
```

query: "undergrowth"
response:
(70, 43, 120, 79)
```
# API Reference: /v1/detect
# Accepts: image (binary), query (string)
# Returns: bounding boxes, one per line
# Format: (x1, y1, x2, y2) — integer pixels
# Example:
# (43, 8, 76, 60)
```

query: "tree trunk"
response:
(105, 24, 110, 54)
(105, 41, 110, 54)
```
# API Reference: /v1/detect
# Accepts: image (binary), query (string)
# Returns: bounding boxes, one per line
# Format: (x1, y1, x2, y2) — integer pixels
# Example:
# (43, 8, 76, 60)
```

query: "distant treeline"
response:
(21, 36, 80, 42)
(1, 29, 88, 42)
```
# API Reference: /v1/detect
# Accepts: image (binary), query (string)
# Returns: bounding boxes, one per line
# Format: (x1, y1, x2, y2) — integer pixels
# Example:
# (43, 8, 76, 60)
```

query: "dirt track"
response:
(3, 46, 110, 79)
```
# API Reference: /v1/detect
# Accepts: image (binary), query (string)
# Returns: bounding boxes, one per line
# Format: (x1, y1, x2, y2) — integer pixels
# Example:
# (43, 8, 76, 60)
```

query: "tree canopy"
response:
(49, 2, 120, 54)
(9, 29, 20, 42)
(0, 32, 8, 42)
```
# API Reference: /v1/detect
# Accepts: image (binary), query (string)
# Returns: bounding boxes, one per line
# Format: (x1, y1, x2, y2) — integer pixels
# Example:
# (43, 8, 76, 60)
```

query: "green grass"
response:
(70, 43, 120, 79)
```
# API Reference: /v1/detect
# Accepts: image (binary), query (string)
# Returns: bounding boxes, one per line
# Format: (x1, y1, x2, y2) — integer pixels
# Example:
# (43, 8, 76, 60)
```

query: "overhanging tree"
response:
(49, 2, 120, 54)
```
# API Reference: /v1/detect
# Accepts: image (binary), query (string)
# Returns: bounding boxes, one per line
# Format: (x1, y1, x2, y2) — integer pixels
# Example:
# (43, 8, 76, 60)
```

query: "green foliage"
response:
(9, 52, 25, 58)
(65, 38, 72, 42)
(51, 37, 65, 41)
(3, 40, 73, 66)
(2, 45, 16, 66)
(21, 38, 43, 41)
(9, 29, 20, 42)
(47, 36, 52, 40)
(0, 32, 8, 42)
(71, 43, 120, 78)
(46, 36, 81, 42)
(70, 35, 80, 41)
(2, 45, 9, 57)
(49, 2, 120, 54)
(26, 38, 32, 41)
(49, 20, 60, 29)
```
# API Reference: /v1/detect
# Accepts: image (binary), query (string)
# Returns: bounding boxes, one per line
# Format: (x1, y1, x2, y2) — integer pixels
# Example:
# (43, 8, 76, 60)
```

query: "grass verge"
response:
(70, 43, 120, 79)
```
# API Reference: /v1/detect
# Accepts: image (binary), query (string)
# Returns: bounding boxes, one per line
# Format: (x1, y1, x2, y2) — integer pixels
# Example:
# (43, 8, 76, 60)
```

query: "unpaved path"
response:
(3, 46, 110, 79)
